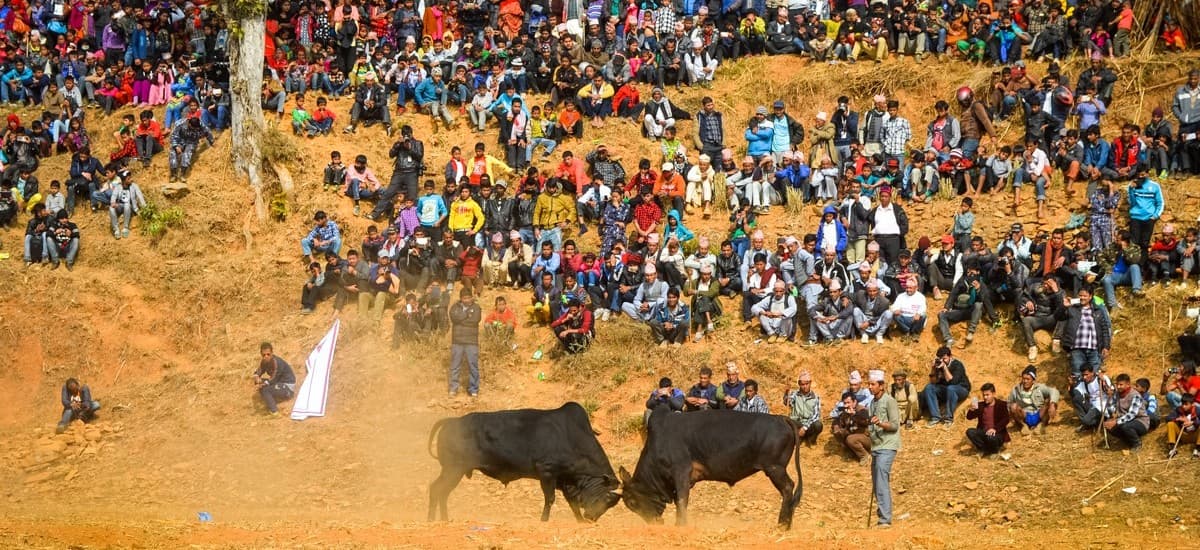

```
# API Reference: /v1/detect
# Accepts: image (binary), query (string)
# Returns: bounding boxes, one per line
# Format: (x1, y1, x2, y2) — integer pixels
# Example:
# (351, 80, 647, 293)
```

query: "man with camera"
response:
(921, 346, 971, 426)
(937, 258, 988, 349)
(385, 125, 426, 216)
(1018, 276, 1065, 362)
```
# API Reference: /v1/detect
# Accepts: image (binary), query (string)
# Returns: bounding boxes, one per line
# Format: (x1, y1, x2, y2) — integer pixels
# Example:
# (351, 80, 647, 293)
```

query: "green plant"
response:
(269, 193, 289, 222)
(611, 371, 628, 386)
(138, 203, 186, 243)
(611, 413, 647, 440)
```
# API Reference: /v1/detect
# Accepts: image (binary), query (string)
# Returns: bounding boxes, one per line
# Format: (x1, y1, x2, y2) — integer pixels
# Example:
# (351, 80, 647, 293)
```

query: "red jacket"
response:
(1111, 137, 1140, 169)
(612, 84, 640, 113)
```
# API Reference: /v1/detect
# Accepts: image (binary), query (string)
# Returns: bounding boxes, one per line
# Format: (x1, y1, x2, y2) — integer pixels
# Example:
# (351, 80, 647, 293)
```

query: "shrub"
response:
(138, 203, 185, 243)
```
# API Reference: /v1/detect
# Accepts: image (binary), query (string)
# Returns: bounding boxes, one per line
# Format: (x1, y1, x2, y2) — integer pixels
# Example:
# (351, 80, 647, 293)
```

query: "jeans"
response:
(109, 205, 133, 233)
(938, 303, 983, 341)
(923, 384, 968, 422)
(301, 235, 343, 256)
(871, 449, 896, 525)
(961, 138, 980, 160)
(202, 105, 230, 130)
(259, 383, 294, 413)
(24, 234, 48, 263)
(449, 343, 480, 394)
(59, 400, 101, 427)
(1014, 166, 1047, 200)
(1069, 348, 1102, 379)
(1108, 420, 1147, 448)
(48, 238, 79, 266)
(469, 106, 491, 130)
(346, 178, 378, 202)
(526, 137, 557, 161)
(1102, 266, 1142, 306)
(1071, 388, 1104, 428)
(895, 315, 926, 335)
(538, 226, 563, 251)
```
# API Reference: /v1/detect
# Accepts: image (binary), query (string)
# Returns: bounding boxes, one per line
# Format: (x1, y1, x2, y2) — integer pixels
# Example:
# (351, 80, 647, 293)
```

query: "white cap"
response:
(662, 162, 675, 172)
(868, 369, 886, 383)
(816, 111, 828, 122)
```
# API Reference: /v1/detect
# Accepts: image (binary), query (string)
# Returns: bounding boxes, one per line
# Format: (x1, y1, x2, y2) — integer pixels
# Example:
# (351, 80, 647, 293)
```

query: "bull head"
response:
(617, 466, 666, 522)
(573, 475, 623, 522)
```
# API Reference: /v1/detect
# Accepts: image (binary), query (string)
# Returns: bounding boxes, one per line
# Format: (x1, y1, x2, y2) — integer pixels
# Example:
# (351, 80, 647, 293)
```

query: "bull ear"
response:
(618, 466, 632, 485)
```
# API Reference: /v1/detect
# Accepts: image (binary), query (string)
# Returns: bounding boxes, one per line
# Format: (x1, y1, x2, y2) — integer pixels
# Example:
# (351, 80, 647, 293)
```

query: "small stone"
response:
(1081, 507, 1096, 516)
(1126, 518, 1135, 527)
(1003, 510, 1020, 522)
(964, 481, 980, 490)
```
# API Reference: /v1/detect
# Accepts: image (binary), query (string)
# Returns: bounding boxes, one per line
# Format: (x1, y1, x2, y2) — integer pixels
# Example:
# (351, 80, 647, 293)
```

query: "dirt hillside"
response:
(2, 52, 1200, 548)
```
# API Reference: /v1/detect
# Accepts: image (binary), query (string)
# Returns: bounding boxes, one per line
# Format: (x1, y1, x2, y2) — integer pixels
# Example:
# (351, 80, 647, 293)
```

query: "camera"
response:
(1170, 367, 1180, 374)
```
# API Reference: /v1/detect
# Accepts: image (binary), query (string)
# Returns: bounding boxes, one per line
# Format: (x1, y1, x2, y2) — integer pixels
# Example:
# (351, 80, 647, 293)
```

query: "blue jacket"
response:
(663, 209, 695, 243)
(774, 164, 811, 189)
(815, 205, 848, 258)
(744, 123, 774, 157)
(414, 77, 445, 106)
(1081, 138, 1110, 170)
(2, 66, 32, 85)
(129, 29, 151, 62)
(1127, 178, 1164, 221)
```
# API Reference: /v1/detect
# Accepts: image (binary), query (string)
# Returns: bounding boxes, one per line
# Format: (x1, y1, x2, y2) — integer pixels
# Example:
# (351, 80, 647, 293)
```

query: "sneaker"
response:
(944, 338, 955, 348)
(468, 392, 478, 398)
(672, 342, 682, 349)
(343, 125, 356, 134)
(942, 418, 953, 426)
(1075, 425, 1089, 433)
(121, 229, 130, 238)
(114, 230, 121, 240)
(1051, 339, 1062, 354)
(301, 307, 314, 314)
(1027, 346, 1038, 362)
(860, 333, 869, 344)
(964, 332, 975, 344)
(804, 339, 818, 347)
(875, 333, 884, 344)
(268, 411, 281, 418)
(578, 223, 588, 236)
(927, 419, 940, 427)
(449, 390, 458, 398)
(904, 420, 914, 429)
(706, 322, 715, 332)
(1192, 448, 1200, 459)
(694, 330, 705, 342)
(55, 423, 67, 434)
(353, 204, 360, 216)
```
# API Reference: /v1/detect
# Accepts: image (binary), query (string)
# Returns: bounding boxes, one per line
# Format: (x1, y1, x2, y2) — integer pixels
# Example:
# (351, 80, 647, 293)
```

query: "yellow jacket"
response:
(448, 198, 484, 232)
(534, 191, 575, 228)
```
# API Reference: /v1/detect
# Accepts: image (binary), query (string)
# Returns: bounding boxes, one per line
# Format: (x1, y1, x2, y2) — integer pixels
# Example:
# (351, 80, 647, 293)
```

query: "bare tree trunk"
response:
(226, 14, 267, 224)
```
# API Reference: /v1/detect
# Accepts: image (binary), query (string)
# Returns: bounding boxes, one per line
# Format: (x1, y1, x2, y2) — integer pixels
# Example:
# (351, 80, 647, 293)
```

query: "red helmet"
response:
(956, 86, 974, 105)
(1055, 87, 1074, 106)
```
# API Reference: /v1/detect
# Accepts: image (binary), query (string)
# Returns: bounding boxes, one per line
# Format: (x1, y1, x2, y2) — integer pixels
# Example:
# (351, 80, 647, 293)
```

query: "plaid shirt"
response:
(881, 116, 912, 156)
(1075, 305, 1098, 350)
(306, 220, 341, 243)
(654, 8, 677, 37)
(1107, 390, 1145, 425)
(633, 201, 663, 233)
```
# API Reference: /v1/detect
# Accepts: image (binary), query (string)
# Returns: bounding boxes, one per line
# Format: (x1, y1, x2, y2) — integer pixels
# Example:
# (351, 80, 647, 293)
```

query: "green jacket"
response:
(868, 393, 902, 451)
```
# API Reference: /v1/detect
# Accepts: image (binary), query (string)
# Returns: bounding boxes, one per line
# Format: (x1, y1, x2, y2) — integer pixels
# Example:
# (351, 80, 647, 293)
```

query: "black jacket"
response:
(449, 301, 481, 345)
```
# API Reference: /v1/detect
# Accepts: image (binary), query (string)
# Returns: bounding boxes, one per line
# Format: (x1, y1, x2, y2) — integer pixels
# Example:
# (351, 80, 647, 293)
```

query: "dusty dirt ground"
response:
(3, 53, 1200, 548)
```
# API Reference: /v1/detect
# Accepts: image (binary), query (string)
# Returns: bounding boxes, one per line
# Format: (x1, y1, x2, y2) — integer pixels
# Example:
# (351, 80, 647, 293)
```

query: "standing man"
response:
(869, 187, 909, 268)
(56, 378, 101, 434)
(695, 96, 725, 162)
(448, 288, 482, 397)
(1057, 285, 1111, 380)
(784, 370, 823, 446)
(253, 343, 296, 418)
(867, 369, 901, 528)
(1126, 165, 1163, 255)
(384, 125, 426, 218)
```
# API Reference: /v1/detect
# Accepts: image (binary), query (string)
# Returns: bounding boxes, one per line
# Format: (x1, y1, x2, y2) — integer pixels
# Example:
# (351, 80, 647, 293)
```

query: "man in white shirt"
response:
(751, 281, 798, 343)
(869, 187, 907, 266)
(1014, 138, 1052, 219)
(890, 277, 928, 342)
(1070, 365, 1111, 432)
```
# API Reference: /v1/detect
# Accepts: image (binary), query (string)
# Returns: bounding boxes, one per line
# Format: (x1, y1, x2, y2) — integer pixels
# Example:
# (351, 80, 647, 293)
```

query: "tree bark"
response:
(227, 15, 267, 224)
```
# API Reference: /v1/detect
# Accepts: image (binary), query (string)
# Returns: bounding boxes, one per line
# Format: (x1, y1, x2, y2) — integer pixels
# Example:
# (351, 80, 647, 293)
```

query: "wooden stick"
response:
(1083, 472, 1126, 503)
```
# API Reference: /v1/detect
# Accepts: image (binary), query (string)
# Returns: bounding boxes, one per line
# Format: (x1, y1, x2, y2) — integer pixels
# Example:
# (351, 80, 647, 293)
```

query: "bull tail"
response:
(428, 418, 451, 460)
(789, 419, 804, 510)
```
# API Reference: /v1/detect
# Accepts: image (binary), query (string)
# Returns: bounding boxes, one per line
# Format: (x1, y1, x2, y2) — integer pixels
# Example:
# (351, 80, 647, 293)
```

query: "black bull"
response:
(427, 402, 621, 522)
(619, 408, 804, 529)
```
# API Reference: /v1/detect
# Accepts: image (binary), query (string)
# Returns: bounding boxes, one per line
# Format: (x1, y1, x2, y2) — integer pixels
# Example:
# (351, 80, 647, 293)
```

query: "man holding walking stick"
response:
(867, 369, 901, 528)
